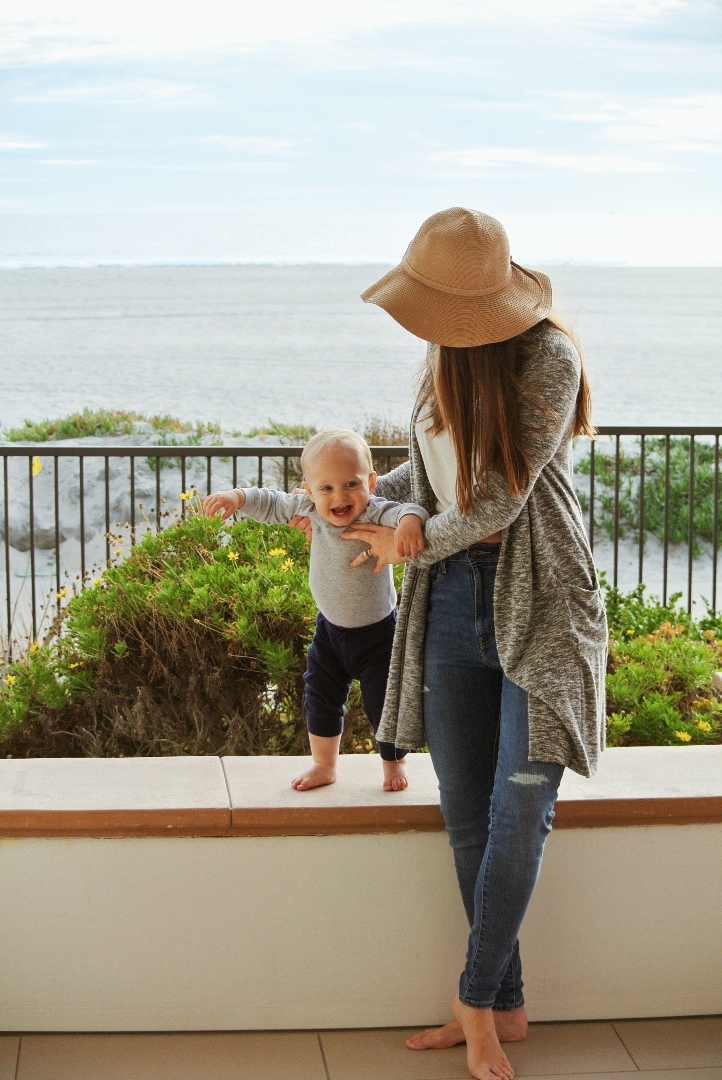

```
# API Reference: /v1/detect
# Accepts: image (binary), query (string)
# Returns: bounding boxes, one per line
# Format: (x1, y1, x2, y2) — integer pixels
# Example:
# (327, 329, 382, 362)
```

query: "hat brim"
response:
(361, 260, 552, 347)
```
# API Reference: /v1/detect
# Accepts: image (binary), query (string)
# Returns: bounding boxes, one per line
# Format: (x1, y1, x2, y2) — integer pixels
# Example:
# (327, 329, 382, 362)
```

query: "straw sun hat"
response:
(361, 207, 552, 348)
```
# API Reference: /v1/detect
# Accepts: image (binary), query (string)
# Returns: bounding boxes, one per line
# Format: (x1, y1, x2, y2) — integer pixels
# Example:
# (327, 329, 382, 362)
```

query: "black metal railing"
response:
(0, 444, 405, 656)
(2, 429, 721, 659)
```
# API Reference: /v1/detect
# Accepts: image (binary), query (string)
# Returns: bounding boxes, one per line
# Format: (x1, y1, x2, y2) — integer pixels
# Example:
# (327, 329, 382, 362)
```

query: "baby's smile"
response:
(330, 504, 354, 520)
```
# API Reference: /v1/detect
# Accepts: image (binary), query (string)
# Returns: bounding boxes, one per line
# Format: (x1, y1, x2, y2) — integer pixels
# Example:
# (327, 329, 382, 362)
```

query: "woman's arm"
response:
(412, 330, 581, 566)
(373, 460, 412, 503)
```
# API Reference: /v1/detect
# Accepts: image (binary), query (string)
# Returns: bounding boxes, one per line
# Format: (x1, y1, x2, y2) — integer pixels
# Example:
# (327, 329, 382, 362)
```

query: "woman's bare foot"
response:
(406, 1005, 527, 1051)
(291, 764, 337, 790)
(493, 1006, 528, 1042)
(406, 1019, 465, 1050)
(382, 759, 409, 791)
(452, 996, 514, 1079)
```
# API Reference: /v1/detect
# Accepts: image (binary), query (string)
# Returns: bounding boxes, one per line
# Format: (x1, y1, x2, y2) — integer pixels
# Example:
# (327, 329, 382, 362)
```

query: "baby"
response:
(203, 429, 428, 792)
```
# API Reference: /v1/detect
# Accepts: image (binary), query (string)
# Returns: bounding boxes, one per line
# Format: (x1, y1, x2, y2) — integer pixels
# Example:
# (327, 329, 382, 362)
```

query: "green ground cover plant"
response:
(604, 577, 722, 746)
(576, 437, 721, 552)
(6, 408, 221, 444)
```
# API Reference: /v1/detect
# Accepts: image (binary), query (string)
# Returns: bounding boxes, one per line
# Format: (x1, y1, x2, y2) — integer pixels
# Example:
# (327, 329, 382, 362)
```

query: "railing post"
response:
(79, 455, 86, 582)
(3, 456, 11, 659)
(638, 435, 645, 586)
(589, 439, 595, 551)
(54, 456, 61, 611)
(663, 435, 671, 606)
(28, 455, 37, 642)
(687, 436, 695, 614)
(713, 436, 720, 614)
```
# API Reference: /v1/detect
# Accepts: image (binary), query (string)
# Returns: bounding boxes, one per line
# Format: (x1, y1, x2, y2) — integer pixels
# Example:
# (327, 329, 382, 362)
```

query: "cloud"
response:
(436, 146, 674, 172)
(567, 95, 722, 153)
(0, 134, 47, 149)
(198, 136, 297, 155)
(37, 158, 101, 164)
(0, 0, 704, 64)
(18, 80, 209, 106)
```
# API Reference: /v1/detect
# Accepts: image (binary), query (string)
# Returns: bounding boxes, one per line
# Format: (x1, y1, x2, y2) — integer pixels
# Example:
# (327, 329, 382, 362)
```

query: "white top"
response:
(414, 412, 458, 512)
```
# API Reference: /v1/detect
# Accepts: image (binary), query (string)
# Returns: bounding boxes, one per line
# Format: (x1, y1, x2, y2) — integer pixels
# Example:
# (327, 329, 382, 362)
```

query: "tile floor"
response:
(1, 1016, 720, 1080)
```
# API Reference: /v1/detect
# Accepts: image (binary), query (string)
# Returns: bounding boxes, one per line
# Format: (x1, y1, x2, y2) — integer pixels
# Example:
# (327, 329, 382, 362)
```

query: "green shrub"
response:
(0, 513, 393, 758)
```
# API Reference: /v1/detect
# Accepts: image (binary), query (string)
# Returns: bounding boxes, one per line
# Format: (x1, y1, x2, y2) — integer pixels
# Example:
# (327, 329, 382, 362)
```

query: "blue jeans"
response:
(423, 543, 564, 1011)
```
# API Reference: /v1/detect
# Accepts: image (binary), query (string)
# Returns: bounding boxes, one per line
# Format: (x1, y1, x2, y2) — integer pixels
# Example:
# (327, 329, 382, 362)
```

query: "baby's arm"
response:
(363, 496, 429, 559)
(204, 487, 311, 525)
(394, 513, 425, 559)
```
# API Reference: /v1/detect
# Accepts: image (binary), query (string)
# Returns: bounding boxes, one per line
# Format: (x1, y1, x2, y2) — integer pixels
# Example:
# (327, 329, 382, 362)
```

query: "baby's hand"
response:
(203, 489, 244, 520)
(394, 513, 425, 559)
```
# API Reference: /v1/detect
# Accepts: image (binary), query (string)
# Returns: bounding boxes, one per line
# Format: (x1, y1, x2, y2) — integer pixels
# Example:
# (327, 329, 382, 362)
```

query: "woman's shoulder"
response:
(523, 320, 581, 378)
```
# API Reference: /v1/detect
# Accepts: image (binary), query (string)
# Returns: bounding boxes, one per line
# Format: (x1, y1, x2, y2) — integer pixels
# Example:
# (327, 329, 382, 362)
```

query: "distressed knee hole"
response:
(507, 771, 547, 785)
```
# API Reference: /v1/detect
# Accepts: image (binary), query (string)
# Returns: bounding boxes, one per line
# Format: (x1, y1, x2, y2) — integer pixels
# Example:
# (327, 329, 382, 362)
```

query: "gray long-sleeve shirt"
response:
(240, 488, 429, 628)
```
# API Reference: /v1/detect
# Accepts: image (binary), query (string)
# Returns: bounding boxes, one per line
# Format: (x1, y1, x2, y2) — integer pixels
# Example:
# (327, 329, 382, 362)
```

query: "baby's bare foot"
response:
(291, 764, 337, 791)
(452, 996, 514, 1080)
(382, 759, 409, 791)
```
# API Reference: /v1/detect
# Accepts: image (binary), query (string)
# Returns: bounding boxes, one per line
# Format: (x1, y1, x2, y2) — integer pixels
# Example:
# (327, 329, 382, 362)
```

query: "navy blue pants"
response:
(304, 610, 408, 762)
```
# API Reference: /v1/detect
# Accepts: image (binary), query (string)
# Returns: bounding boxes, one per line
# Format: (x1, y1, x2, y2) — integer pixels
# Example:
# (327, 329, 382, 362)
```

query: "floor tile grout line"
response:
(610, 1022, 642, 1070)
(317, 1031, 331, 1080)
(13, 1036, 21, 1080)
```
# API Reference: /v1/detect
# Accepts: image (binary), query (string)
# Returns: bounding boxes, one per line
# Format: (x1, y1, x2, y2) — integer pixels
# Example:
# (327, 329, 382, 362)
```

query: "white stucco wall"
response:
(0, 823, 720, 1031)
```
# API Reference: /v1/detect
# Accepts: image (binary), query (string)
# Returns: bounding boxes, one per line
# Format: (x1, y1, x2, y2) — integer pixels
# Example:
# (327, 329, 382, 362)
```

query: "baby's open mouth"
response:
(331, 505, 353, 518)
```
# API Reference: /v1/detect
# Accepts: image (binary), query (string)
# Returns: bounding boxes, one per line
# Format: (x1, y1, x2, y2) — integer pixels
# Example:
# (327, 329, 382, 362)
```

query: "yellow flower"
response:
(281, 558, 294, 572)
(269, 547, 286, 557)
(180, 489, 197, 501)
(674, 730, 692, 742)
(114, 548, 122, 556)
(29, 642, 39, 653)
(93, 577, 102, 586)
(625, 629, 634, 636)
(56, 587, 68, 599)
(31, 456, 43, 476)
(227, 550, 239, 561)
(68, 662, 82, 670)
(3, 674, 17, 686)
(696, 720, 712, 732)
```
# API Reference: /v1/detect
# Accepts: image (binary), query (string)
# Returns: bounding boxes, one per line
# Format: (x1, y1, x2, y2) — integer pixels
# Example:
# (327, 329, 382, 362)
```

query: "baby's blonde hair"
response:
(301, 429, 374, 477)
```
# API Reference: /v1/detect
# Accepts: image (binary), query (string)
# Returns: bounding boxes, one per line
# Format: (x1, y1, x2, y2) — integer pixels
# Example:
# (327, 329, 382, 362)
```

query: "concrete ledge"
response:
(0, 746, 720, 837)
(0, 756, 230, 836)
(0, 748, 720, 1029)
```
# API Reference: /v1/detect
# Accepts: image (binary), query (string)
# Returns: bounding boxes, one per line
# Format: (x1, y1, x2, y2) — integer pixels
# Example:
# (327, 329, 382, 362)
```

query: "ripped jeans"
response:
(423, 544, 564, 1011)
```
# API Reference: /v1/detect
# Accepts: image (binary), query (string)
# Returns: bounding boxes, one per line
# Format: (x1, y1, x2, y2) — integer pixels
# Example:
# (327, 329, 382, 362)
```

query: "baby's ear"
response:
(368, 471, 378, 492)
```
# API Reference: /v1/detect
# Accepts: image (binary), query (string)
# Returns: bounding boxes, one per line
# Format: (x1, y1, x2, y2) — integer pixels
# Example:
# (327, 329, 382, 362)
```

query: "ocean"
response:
(1, 264, 721, 434)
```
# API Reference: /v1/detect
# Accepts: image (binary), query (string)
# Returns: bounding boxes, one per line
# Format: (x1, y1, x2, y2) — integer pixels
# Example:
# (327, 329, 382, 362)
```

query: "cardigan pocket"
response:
(560, 584, 608, 653)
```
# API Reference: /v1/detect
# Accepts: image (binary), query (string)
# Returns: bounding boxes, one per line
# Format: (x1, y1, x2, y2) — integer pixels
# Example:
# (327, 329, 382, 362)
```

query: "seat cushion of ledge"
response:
(0, 756, 230, 834)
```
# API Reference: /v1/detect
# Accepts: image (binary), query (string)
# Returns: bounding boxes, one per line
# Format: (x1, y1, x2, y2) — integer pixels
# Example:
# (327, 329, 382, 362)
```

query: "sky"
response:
(1, 0, 721, 263)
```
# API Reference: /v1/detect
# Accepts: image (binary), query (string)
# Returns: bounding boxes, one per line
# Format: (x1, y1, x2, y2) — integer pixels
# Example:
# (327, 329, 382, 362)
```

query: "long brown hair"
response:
(417, 313, 595, 515)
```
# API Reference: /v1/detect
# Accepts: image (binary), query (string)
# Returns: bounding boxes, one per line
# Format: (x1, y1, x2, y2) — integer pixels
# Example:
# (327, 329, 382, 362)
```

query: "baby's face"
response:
(303, 446, 376, 528)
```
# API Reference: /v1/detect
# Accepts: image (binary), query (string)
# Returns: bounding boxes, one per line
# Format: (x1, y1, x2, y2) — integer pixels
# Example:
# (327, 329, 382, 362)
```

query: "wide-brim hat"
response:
(361, 207, 552, 347)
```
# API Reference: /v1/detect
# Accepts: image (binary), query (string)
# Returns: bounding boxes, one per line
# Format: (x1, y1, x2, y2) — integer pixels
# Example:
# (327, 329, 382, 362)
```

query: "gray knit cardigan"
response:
(374, 324, 607, 778)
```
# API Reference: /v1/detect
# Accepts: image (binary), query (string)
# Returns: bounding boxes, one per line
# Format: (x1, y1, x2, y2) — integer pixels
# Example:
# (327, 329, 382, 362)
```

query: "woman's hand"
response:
(342, 523, 405, 574)
(288, 515, 313, 542)
(288, 487, 313, 542)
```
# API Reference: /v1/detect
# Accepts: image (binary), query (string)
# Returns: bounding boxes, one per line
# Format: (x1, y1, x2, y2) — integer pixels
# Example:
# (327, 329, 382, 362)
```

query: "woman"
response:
(342, 208, 607, 1080)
